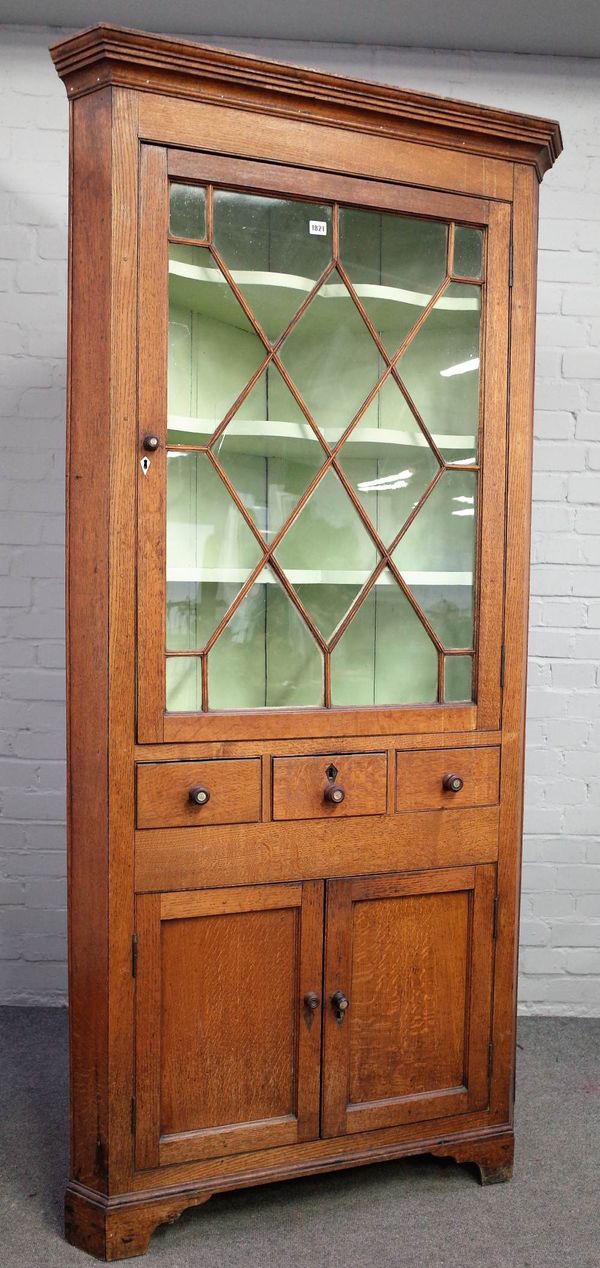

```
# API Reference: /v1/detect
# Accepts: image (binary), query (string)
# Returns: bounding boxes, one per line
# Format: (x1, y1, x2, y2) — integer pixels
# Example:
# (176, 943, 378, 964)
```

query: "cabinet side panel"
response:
(67, 88, 112, 1191)
(492, 164, 539, 1121)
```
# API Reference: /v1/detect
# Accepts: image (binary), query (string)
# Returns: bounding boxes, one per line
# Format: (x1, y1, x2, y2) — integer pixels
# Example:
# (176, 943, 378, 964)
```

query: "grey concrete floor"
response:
(0, 1010, 599, 1267)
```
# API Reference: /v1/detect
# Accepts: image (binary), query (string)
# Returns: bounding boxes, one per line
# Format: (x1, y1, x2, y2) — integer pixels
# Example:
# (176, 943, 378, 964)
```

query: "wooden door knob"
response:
(142, 434, 160, 452)
(304, 992, 320, 1012)
(332, 990, 349, 1022)
(442, 773, 464, 793)
(189, 785, 210, 806)
(324, 784, 345, 805)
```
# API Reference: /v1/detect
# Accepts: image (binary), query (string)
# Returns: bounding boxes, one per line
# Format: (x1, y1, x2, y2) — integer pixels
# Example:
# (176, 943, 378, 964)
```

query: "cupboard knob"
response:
(442, 773, 464, 793)
(189, 785, 210, 806)
(304, 992, 320, 1012)
(332, 990, 349, 1023)
(324, 784, 345, 805)
(142, 434, 160, 452)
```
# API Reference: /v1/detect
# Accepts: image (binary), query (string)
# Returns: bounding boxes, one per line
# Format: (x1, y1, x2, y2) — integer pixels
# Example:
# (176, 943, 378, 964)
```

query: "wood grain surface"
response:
(396, 746, 500, 812)
(272, 752, 387, 821)
(135, 882, 324, 1168)
(136, 758, 262, 829)
(52, 21, 558, 1260)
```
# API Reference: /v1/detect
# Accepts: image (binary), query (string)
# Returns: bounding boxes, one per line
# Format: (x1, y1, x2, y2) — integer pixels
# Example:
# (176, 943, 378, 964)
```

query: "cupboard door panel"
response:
(135, 881, 323, 1169)
(322, 866, 495, 1137)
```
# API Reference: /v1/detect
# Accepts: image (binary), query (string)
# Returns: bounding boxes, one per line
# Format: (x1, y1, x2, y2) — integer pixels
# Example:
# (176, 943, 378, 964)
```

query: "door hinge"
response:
(488, 1042, 494, 1079)
(131, 1096, 136, 1135)
(131, 933, 138, 978)
(493, 895, 500, 941)
(500, 644, 505, 690)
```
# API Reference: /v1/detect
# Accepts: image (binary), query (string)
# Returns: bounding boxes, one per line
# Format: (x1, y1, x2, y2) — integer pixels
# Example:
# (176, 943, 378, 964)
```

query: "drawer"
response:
(136, 759, 262, 829)
(272, 753, 387, 821)
(396, 746, 500, 812)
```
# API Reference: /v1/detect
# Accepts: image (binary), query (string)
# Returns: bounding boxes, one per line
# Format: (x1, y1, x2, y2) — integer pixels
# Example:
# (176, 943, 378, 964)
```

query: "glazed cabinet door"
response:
(134, 881, 324, 1169)
(137, 146, 510, 743)
(321, 865, 496, 1136)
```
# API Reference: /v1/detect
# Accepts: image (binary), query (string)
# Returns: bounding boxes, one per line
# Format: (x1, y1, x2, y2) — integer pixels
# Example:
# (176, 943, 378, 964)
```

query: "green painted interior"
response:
(164, 189, 482, 712)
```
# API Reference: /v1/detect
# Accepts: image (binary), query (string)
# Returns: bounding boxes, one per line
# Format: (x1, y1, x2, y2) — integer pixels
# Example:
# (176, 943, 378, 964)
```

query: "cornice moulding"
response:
(50, 23, 563, 179)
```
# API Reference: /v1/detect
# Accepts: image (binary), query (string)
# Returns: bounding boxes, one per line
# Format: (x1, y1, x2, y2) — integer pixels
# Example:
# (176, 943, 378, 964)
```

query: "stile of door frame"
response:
(136, 145, 510, 745)
(137, 143, 168, 743)
(475, 199, 511, 729)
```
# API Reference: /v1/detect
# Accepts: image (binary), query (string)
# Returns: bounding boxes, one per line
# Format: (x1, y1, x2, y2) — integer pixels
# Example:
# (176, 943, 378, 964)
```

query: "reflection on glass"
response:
(166, 656, 201, 712)
(167, 245, 266, 444)
(166, 452, 263, 651)
(275, 468, 379, 639)
(331, 570, 438, 705)
(340, 208, 448, 355)
(213, 190, 332, 341)
(454, 226, 483, 279)
(279, 269, 381, 443)
(336, 375, 439, 545)
(169, 183, 206, 240)
(212, 365, 326, 543)
(396, 282, 481, 464)
(208, 567, 323, 708)
(392, 470, 477, 649)
(445, 655, 473, 701)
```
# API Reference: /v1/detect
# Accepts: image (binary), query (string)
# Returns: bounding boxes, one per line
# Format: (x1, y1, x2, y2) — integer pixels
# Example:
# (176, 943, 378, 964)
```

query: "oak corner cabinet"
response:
(51, 23, 561, 1261)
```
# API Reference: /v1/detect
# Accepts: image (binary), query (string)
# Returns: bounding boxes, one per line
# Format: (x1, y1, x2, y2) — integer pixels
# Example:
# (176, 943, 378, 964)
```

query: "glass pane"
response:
(275, 468, 379, 640)
(279, 269, 382, 444)
(169, 183, 206, 240)
(166, 656, 201, 712)
(166, 452, 263, 650)
(396, 282, 481, 464)
(162, 191, 485, 714)
(392, 470, 477, 649)
(212, 364, 327, 543)
(454, 226, 483, 279)
(340, 208, 448, 356)
(167, 245, 266, 444)
(445, 655, 473, 701)
(213, 190, 332, 341)
(331, 570, 438, 705)
(336, 375, 440, 546)
(208, 567, 323, 708)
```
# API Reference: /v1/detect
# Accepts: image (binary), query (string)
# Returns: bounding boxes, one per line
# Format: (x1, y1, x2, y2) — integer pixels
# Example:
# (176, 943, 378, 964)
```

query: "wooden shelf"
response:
(169, 259, 479, 335)
(170, 258, 479, 308)
(167, 417, 476, 456)
(167, 568, 473, 586)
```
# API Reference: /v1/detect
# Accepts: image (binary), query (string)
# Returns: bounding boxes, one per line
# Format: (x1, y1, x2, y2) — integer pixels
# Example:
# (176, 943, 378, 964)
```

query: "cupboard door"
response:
(322, 865, 496, 1137)
(138, 146, 509, 743)
(135, 881, 323, 1169)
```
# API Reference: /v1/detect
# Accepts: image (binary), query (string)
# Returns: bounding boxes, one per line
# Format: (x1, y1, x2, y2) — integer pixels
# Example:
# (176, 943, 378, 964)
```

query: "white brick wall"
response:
(0, 25, 598, 1013)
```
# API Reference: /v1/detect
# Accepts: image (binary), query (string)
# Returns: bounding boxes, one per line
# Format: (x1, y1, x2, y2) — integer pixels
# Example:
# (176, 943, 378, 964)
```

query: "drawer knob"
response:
(332, 990, 350, 1023)
(189, 785, 210, 806)
(442, 773, 464, 794)
(324, 784, 345, 805)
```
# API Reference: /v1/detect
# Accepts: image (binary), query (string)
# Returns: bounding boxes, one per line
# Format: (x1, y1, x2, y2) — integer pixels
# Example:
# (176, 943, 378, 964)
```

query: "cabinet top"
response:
(50, 23, 561, 179)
